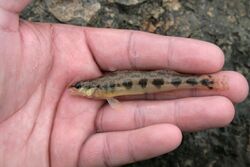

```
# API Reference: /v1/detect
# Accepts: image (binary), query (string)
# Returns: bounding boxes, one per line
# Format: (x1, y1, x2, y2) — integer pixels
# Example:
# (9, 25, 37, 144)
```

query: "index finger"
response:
(84, 28, 224, 73)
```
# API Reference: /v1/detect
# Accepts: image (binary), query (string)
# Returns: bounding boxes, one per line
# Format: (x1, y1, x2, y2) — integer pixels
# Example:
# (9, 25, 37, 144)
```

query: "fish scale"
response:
(70, 70, 227, 99)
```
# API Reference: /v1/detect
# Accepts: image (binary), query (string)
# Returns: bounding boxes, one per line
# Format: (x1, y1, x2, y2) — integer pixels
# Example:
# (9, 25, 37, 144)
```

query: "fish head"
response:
(69, 81, 96, 98)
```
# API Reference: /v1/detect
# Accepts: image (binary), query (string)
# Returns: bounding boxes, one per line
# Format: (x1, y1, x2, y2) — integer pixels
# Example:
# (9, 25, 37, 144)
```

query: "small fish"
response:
(69, 70, 228, 107)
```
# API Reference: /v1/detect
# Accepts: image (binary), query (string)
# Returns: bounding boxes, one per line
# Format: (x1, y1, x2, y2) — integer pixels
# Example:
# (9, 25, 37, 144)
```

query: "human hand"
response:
(0, 1, 248, 166)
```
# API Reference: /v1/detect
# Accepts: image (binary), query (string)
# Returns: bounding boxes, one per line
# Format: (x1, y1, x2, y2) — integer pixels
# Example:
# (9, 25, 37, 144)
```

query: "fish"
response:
(69, 70, 228, 107)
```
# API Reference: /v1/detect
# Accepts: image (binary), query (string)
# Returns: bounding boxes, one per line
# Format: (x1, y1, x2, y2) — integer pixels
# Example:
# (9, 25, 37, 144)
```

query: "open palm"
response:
(0, 1, 248, 167)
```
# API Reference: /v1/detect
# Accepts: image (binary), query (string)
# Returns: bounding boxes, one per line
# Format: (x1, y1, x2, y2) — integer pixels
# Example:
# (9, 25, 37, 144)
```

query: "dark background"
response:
(21, 0, 250, 166)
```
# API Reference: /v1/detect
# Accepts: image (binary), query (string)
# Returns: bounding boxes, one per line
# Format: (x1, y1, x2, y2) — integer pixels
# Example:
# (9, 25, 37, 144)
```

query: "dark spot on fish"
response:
(171, 78, 182, 87)
(138, 78, 148, 88)
(201, 79, 214, 89)
(96, 85, 100, 88)
(102, 84, 109, 90)
(152, 78, 164, 88)
(186, 78, 198, 86)
(122, 80, 133, 89)
(109, 83, 115, 89)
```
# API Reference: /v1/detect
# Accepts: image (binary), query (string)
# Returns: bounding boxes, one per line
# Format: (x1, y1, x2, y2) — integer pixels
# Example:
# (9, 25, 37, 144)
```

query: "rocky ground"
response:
(21, 0, 250, 166)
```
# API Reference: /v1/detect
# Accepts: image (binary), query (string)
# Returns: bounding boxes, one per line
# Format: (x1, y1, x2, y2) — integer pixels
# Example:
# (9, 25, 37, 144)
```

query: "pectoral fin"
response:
(107, 98, 123, 111)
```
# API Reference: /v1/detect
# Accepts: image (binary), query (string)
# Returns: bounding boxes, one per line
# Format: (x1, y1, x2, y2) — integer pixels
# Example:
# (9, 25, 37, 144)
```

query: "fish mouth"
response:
(68, 87, 86, 97)
(69, 84, 76, 88)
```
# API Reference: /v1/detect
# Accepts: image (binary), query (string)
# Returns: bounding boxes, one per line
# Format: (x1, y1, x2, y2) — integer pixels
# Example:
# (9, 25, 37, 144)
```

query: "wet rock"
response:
(109, 0, 147, 6)
(44, 0, 101, 25)
(162, 0, 182, 11)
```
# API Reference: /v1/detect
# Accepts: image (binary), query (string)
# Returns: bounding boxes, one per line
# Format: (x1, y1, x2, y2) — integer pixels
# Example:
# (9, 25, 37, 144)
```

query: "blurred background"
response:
(21, 0, 250, 166)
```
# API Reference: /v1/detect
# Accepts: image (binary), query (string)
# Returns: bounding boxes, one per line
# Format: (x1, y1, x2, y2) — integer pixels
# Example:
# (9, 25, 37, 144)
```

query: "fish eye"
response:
(74, 82, 82, 89)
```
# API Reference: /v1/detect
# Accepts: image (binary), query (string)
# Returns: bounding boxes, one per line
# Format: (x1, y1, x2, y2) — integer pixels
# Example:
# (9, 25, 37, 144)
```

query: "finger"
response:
(96, 96, 235, 132)
(50, 91, 103, 167)
(0, 0, 31, 31)
(79, 124, 182, 167)
(85, 28, 224, 73)
(120, 71, 249, 103)
(0, 0, 31, 13)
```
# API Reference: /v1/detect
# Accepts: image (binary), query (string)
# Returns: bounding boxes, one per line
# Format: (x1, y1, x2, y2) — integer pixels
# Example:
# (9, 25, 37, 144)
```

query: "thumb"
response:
(0, 0, 31, 31)
(0, 0, 31, 13)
